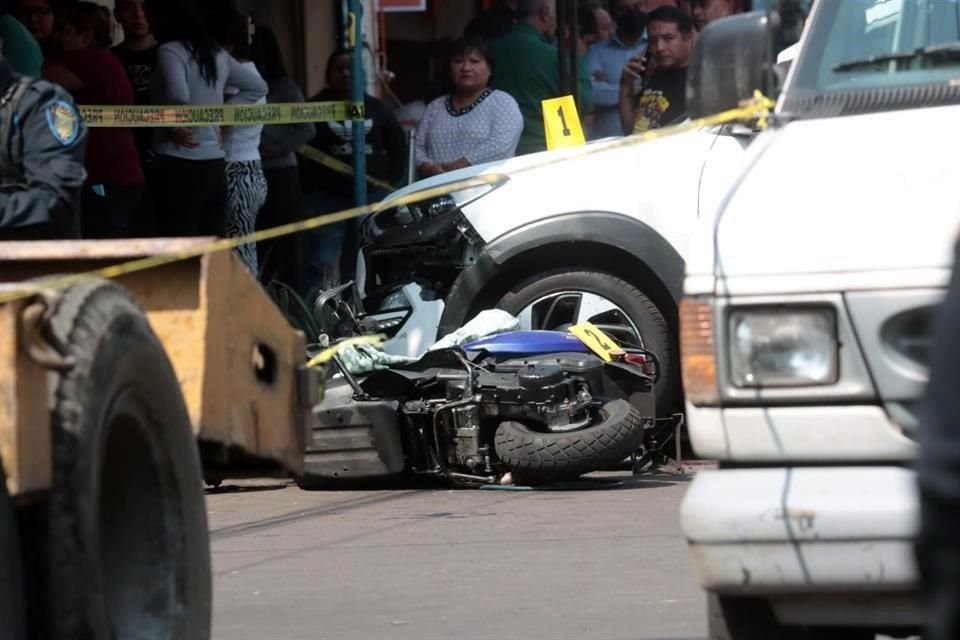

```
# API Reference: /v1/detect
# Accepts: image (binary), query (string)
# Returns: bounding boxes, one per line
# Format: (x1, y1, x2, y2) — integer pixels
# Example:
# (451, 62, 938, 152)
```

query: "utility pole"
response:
(346, 0, 367, 207)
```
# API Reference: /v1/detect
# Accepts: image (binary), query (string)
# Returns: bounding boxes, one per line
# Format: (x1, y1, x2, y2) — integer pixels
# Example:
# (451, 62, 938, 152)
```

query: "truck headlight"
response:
(729, 308, 838, 388)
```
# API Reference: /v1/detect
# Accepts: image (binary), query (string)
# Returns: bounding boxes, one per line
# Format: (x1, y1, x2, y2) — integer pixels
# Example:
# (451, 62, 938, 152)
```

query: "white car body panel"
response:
(685, 404, 917, 463)
(377, 284, 445, 357)
(683, 468, 918, 545)
(683, 467, 919, 606)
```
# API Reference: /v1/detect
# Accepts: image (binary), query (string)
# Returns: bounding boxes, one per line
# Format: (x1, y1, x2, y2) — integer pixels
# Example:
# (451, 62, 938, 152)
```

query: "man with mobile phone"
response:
(617, 5, 694, 135)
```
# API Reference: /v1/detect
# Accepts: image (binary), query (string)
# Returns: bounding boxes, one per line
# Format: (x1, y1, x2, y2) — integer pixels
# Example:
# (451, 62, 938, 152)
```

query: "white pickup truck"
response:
(680, 1, 957, 637)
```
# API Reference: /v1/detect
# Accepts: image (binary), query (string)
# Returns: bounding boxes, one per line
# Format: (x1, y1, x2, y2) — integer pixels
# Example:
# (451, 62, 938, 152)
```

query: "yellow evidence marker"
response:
(569, 322, 625, 363)
(542, 96, 586, 150)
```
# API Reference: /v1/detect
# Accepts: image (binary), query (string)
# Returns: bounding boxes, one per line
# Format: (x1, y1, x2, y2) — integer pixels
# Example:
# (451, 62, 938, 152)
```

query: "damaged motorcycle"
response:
(299, 290, 660, 488)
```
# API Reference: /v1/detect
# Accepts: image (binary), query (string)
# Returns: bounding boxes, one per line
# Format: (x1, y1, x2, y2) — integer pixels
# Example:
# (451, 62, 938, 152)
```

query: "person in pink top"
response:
(43, 1, 145, 238)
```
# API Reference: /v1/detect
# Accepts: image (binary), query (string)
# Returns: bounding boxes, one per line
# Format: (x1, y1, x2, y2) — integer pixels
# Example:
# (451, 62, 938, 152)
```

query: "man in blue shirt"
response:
(588, 0, 648, 139)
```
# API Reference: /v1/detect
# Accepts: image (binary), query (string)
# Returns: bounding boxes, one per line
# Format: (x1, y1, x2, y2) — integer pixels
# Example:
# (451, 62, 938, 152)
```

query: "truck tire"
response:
(0, 464, 27, 640)
(496, 270, 678, 415)
(45, 280, 211, 640)
(708, 593, 792, 640)
(494, 399, 644, 484)
(707, 593, 876, 640)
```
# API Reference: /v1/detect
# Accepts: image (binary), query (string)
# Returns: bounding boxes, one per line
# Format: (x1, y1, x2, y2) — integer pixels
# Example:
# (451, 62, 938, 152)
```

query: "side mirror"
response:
(686, 11, 780, 119)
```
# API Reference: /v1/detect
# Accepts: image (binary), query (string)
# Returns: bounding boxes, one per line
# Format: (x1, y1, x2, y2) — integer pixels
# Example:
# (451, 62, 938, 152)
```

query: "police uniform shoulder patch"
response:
(44, 100, 80, 146)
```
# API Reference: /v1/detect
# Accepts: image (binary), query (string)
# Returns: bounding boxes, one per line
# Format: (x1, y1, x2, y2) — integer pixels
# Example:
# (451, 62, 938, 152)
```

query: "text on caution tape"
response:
(79, 101, 350, 128)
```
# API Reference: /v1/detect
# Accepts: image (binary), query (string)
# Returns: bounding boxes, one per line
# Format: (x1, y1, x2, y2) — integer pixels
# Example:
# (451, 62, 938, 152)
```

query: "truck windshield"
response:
(791, 0, 960, 93)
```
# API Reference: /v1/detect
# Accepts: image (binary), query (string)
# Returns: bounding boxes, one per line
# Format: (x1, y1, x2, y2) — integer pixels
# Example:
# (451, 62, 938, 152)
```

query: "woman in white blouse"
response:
(415, 37, 523, 179)
(147, 0, 267, 239)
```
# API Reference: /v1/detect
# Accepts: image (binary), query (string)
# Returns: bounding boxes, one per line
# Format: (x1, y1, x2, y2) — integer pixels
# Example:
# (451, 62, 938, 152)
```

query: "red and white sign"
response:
(379, 0, 427, 12)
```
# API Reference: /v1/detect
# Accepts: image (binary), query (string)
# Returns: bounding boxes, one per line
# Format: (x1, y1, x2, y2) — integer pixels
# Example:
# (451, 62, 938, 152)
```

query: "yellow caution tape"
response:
(0, 173, 502, 305)
(78, 102, 394, 192)
(297, 145, 396, 192)
(306, 335, 386, 369)
(79, 101, 349, 127)
(0, 92, 776, 307)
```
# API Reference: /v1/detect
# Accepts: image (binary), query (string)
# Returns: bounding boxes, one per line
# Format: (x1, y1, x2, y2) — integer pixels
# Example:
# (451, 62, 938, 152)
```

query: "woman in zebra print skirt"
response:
(221, 11, 267, 275)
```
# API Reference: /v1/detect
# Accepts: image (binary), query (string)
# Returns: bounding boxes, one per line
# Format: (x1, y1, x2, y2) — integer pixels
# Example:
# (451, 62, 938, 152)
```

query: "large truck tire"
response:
(707, 593, 876, 640)
(494, 399, 644, 484)
(45, 280, 211, 640)
(0, 463, 27, 640)
(496, 270, 679, 416)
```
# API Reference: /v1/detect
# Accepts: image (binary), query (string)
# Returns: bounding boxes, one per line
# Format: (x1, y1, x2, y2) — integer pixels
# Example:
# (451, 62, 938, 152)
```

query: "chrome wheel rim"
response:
(516, 291, 644, 349)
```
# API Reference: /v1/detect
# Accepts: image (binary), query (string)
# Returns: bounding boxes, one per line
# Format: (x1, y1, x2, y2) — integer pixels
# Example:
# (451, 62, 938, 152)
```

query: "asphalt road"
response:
(207, 470, 707, 640)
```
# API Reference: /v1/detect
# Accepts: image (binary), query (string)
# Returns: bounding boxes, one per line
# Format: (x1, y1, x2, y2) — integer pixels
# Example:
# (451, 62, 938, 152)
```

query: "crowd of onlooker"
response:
(0, 0, 742, 297)
(0, 0, 389, 294)
(424, 0, 739, 164)
(408, 0, 743, 185)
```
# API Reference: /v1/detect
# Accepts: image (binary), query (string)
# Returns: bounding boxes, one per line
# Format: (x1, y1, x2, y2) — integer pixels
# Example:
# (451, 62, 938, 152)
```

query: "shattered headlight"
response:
(364, 175, 507, 241)
(414, 195, 458, 219)
(729, 307, 838, 388)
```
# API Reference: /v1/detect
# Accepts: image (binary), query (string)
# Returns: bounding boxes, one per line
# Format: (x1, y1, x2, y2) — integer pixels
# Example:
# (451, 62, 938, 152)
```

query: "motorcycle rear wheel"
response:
(493, 399, 644, 485)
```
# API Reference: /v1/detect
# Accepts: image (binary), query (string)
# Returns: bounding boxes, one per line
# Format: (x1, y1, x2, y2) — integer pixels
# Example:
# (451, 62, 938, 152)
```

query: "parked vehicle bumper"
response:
(681, 466, 923, 626)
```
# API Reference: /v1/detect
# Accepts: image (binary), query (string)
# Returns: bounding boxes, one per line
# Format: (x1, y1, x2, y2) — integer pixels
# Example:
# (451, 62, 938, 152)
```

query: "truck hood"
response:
(687, 105, 960, 293)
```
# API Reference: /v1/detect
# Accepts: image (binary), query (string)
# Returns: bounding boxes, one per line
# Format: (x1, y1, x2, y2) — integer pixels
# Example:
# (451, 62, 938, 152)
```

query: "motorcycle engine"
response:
(443, 405, 488, 473)
(433, 355, 608, 475)
(444, 358, 600, 434)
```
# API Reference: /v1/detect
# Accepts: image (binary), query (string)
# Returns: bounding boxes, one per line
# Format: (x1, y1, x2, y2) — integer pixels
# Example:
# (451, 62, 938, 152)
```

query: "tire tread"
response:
(494, 399, 645, 484)
(44, 279, 211, 640)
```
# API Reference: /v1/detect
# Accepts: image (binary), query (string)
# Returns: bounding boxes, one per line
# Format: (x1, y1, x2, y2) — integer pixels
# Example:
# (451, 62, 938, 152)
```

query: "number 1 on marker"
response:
(542, 96, 585, 150)
(557, 106, 571, 137)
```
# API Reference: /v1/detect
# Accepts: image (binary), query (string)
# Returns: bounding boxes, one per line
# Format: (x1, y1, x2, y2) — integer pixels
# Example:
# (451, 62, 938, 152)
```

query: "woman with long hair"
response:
(44, 1, 144, 238)
(146, 0, 266, 238)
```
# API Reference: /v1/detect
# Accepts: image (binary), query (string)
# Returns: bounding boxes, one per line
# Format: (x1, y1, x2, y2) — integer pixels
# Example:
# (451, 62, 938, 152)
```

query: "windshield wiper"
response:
(833, 41, 960, 72)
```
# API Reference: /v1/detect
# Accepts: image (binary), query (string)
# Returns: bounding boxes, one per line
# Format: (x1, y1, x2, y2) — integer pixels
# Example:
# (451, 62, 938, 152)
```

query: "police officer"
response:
(0, 33, 87, 240)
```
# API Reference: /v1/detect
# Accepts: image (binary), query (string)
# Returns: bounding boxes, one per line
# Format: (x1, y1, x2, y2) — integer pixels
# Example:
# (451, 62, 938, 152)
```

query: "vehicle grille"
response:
(783, 84, 960, 120)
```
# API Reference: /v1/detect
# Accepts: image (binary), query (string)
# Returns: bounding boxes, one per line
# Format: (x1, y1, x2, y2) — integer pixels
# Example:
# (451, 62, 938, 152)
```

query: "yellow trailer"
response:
(0, 239, 314, 640)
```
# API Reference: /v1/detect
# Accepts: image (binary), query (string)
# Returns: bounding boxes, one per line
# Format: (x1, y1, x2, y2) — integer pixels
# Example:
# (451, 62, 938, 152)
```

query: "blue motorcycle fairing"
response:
(463, 331, 590, 356)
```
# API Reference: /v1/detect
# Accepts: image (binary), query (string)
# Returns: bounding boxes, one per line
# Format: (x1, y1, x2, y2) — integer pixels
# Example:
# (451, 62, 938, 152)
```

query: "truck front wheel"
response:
(45, 281, 211, 640)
